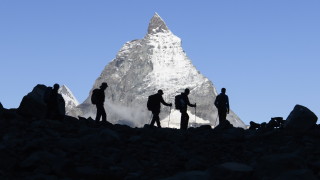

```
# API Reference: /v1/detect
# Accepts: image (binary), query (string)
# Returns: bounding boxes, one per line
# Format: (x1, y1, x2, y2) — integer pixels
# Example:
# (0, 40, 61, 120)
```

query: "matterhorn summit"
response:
(75, 13, 246, 128)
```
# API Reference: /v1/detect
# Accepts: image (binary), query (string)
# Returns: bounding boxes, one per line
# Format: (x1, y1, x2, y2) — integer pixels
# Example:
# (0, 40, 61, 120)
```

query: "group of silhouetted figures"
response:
(45, 82, 231, 130)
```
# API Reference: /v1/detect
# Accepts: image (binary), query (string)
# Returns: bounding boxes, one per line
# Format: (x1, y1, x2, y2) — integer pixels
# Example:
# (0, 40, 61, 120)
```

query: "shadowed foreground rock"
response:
(17, 84, 65, 119)
(0, 110, 319, 179)
(285, 104, 318, 133)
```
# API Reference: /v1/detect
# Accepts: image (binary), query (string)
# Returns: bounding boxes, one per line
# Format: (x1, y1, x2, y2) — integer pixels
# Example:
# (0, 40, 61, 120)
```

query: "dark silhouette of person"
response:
(149, 89, 172, 128)
(214, 88, 230, 125)
(46, 83, 61, 119)
(94, 82, 108, 123)
(179, 88, 196, 130)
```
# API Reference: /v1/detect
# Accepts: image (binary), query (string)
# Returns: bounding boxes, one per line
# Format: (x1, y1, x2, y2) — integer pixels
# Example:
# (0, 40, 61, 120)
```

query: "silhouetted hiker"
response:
(91, 82, 108, 123)
(147, 89, 172, 128)
(214, 88, 230, 125)
(44, 83, 63, 120)
(175, 88, 196, 130)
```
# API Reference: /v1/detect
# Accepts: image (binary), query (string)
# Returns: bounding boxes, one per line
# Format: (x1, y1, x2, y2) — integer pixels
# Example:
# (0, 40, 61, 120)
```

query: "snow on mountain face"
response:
(76, 13, 246, 128)
(58, 85, 79, 116)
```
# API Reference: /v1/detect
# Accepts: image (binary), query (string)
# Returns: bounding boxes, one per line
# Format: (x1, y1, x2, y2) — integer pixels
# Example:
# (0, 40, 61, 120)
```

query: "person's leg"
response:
(185, 112, 189, 129)
(95, 104, 102, 123)
(101, 106, 107, 122)
(150, 113, 156, 127)
(180, 111, 184, 129)
(180, 111, 188, 130)
(155, 113, 161, 128)
(218, 109, 227, 125)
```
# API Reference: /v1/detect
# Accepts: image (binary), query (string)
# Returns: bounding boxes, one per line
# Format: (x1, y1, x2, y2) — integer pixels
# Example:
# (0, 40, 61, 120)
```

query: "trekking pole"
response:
(149, 112, 153, 125)
(168, 106, 171, 128)
(195, 106, 197, 125)
(214, 114, 218, 127)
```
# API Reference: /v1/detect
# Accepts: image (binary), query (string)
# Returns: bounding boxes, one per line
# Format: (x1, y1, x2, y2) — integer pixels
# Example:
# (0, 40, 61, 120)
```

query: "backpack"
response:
(147, 94, 157, 111)
(175, 94, 185, 110)
(91, 89, 100, 105)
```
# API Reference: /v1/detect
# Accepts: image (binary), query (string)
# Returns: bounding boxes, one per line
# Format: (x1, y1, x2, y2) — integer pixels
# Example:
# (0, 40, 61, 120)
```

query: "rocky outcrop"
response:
(17, 84, 65, 119)
(285, 104, 318, 133)
(0, 113, 319, 179)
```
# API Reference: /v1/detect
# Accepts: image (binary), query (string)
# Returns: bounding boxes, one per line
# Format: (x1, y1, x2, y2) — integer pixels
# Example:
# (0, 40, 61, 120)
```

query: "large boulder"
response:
(253, 153, 307, 179)
(17, 84, 65, 119)
(284, 105, 318, 133)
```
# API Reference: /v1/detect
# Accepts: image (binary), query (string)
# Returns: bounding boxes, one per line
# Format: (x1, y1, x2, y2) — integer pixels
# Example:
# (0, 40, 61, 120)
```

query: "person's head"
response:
(157, 89, 164, 95)
(184, 88, 190, 95)
(221, 88, 226, 94)
(100, 82, 108, 90)
(53, 84, 60, 91)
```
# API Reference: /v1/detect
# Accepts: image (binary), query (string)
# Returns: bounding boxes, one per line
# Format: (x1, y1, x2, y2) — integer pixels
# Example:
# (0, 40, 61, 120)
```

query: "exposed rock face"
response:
(76, 13, 245, 128)
(285, 104, 318, 132)
(148, 12, 169, 34)
(17, 84, 65, 118)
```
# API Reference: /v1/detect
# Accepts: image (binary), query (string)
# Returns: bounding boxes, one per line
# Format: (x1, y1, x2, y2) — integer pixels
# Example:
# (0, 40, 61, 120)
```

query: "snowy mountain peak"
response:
(75, 14, 246, 128)
(148, 13, 169, 34)
(58, 85, 79, 115)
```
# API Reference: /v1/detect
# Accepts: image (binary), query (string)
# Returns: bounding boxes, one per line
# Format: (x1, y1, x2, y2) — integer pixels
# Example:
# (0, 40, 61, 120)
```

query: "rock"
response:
(17, 84, 65, 119)
(285, 104, 318, 133)
(207, 162, 253, 179)
(219, 162, 253, 172)
(214, 120, 234, 131)
(185, 155, 207, 170)
(274, 169, 318, 180)
(17, 84, 48, 118)
(75, 166, 101, 177)
(161, 171, 209, 180)
(218, 127, 245, 141)
(20, 151, 57, 168)
(198, 125, 212, 130)
(254, 153, 306, 179)
(98, 128, 121, 142)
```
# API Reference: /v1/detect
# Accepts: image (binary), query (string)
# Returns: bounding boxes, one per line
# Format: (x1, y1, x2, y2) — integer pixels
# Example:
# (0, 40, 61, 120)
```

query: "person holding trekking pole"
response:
(147, 90, 172, 128)
(175, 88, 196, 130)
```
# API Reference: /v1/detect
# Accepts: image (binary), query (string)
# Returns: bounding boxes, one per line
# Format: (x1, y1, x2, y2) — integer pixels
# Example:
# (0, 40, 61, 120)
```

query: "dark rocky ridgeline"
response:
(0, 85, 319, 179)
(0, 104, 319, 180)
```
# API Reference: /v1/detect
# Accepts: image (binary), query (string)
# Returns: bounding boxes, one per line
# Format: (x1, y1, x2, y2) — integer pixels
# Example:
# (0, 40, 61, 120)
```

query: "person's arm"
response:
(186, 96, 196, 107)
(226, 96, 230, 113)
(160, 96, 172, 106)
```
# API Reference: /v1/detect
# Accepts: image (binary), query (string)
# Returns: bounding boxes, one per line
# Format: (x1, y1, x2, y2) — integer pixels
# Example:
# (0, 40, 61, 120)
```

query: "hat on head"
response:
(100, 82, 108, 88)
(53, 83, 60, 90)
(158, 89, 164, 95)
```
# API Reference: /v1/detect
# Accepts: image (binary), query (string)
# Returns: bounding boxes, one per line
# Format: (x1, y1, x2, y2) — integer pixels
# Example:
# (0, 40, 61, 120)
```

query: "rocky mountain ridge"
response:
(0, 101, 319, 179)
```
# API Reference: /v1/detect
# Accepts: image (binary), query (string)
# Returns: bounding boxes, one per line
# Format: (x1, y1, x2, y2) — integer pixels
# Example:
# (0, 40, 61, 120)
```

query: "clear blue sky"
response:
(1, 0, 319, 125)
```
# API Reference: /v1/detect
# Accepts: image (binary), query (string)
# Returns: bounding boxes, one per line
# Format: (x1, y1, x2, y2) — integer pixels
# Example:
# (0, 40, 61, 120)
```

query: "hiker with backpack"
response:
(214, 88, 230, 125)
(175, 88, 196, 130)
(147, 89, 172, 128)
(91, 82, 108, 123)
(44, 83, 65, 120)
